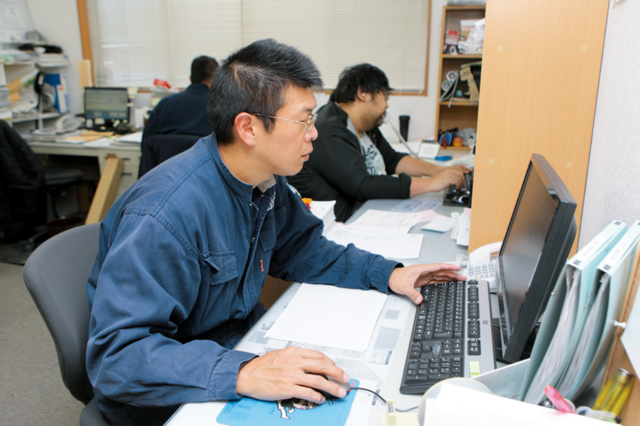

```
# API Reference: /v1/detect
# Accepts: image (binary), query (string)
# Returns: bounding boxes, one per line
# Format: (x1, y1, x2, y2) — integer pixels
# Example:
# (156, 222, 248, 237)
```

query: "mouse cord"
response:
(349, 387, 419, 412)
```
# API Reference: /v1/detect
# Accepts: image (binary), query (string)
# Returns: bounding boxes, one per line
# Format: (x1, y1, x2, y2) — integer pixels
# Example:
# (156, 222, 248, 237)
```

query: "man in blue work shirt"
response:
(87, 39, 465, 425)
(141, 55, 218, 140)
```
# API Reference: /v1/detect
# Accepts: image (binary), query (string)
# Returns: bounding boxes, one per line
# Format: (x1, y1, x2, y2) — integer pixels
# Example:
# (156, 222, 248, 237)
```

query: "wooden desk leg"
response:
(86, 154, 124, 224)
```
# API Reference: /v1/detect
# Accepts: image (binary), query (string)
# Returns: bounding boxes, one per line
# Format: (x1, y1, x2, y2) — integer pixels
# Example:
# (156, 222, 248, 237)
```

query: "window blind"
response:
(86, 0, 429, 91)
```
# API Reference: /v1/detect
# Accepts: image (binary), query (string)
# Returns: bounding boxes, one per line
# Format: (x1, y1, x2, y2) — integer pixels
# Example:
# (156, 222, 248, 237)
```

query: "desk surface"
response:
(166, 193, 469, 425)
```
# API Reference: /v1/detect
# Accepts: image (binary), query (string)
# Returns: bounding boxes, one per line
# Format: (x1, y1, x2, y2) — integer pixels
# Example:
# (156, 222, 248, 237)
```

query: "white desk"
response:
(28, 140, 141, 199)
(166, 193, 469, 425)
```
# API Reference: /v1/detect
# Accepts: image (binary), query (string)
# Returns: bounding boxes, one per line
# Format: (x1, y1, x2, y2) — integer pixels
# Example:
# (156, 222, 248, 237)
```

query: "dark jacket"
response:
(87, 134, 398, 425)
(0, 120, 45, 240)
(287, 102, 411, 222)
(141, 83, 212, 140)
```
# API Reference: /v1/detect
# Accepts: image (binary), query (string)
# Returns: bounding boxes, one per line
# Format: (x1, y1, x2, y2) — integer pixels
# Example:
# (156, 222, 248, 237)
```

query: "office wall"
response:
(579, 1, 640, 249)
(24, 0, 450, 141)
(25, 0, 84, 115)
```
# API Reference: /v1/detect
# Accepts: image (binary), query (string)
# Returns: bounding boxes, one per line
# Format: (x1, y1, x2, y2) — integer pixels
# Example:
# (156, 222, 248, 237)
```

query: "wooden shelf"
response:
(443, 54, 482, 59)
(445, 4, 486, 11)
(435, 4, 485, 138)
(439, 99, 479, 106)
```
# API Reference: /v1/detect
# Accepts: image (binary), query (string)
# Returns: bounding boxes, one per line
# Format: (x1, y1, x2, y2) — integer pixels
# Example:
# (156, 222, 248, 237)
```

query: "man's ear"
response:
(357, 89, 368, 102)
(234, 113, 258, 147)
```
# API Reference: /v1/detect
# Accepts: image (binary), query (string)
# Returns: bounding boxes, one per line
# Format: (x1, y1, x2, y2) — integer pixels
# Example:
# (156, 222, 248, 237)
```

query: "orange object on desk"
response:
(452, 136, 464, 147)
(301, 198, 312, 209)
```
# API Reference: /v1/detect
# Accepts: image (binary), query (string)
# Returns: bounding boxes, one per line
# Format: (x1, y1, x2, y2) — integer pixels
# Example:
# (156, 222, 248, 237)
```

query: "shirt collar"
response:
(205, 135, 276, 199)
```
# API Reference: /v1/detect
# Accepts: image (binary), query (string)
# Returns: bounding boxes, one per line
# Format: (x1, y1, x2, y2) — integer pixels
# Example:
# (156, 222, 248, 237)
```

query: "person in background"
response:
(287, 63, 472, 222)
(141, 55, 218, 140)
(86, 39, 465, 425)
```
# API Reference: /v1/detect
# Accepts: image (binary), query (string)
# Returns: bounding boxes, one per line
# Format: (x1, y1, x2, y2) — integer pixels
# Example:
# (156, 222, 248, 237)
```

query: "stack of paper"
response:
(113, 131, 143, 144)
(451, 210, 471, 246)
(325, 210, 424, 259)
(309, 200, 336, 235)
(0, 86, 10, 108)
(31, 53, 70, 67)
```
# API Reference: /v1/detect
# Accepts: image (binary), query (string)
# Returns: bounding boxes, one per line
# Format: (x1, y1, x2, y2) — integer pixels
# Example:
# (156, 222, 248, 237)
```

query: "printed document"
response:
(347, 210, 422, 235)
(325, 226, 423, 259)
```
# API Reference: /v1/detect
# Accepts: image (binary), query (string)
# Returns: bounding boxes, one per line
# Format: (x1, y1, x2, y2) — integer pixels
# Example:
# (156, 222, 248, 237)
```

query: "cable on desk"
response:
(349, 387, 418, 413)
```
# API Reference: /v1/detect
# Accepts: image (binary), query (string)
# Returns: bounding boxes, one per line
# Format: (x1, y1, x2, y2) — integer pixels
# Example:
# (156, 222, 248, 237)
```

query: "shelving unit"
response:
(1, 56, 69, 129)
(434, 4, 485, 139)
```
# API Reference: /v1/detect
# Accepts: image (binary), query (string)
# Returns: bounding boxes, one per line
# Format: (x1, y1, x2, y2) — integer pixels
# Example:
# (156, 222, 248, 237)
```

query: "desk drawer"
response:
(98, 150, 141, 173)
(115, 163, 139, 198)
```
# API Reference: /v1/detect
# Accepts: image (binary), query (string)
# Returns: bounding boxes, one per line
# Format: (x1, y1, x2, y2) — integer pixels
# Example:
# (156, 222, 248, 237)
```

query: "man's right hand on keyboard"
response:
(388, 263, 467, 304)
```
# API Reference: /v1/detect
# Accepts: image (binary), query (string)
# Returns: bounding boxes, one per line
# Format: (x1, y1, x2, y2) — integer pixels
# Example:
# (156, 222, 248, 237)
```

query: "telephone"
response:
(55, 114, 85, 132)
(467, 241, 501, 293)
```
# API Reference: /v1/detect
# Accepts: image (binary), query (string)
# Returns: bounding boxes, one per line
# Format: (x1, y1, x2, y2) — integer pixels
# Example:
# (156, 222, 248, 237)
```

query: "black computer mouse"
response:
(451, 192, 470, 205)
(304, 372, 348, 400)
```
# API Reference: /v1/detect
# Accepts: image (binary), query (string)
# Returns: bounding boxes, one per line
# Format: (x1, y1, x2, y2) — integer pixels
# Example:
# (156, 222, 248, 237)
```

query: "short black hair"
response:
(207, 39, 323, 145)
(329, 63, 392, 104)
(191, 56, 219, 84)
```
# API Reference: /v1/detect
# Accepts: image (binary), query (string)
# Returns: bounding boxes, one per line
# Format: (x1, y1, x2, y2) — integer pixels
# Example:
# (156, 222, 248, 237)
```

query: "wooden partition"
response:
(469, 0, 609, 253)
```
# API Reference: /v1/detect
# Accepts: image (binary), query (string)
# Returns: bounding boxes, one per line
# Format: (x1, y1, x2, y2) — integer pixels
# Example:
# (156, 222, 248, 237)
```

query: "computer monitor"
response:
(84, 87, 129, 127)
(497, 153, 577, 363)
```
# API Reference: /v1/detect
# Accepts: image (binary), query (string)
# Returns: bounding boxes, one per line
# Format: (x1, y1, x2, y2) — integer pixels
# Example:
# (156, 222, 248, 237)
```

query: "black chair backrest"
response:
(23, 223, 101, 404)
(138, 134, 200, 178)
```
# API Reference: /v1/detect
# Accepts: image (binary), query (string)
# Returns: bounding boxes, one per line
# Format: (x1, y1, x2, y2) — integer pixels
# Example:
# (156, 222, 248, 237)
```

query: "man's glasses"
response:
(253, 113, 318, 132)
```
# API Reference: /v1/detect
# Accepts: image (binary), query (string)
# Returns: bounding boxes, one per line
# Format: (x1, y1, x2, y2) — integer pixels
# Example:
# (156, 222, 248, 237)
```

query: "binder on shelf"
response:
(521, 220, 627, 404)
(43, 73, 68, 114)
(556, 221, 640, 399)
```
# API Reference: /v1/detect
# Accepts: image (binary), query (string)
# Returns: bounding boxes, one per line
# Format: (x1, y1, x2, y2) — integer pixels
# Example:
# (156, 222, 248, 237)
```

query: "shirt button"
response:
(251, 237, 256, 244)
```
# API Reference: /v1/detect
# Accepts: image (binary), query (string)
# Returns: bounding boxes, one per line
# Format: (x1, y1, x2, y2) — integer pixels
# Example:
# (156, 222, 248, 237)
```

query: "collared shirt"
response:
(86, 134, 399, 424)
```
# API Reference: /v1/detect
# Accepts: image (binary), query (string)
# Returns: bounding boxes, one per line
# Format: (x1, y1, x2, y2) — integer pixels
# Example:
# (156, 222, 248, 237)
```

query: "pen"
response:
(594, 368, 634, 416)
(544, 385, 575, 413)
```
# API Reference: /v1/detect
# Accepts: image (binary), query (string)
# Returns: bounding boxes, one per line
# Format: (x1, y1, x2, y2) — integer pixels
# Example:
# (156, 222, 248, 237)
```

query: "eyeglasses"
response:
(253, 112, 318, 132)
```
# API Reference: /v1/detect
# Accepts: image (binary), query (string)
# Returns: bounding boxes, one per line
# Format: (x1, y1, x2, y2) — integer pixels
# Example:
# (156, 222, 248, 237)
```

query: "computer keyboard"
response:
(399, 279, 495, 394)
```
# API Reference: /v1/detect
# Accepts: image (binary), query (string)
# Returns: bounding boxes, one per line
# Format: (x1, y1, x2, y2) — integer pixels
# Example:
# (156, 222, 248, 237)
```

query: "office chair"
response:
(0, 119, 83, 249)
(23, 222, 110, 426)
(138, 134, 200, 178)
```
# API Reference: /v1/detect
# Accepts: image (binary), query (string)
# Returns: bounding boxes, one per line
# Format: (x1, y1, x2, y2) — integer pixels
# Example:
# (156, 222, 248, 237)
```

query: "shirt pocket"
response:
(203, 251, 238, 285)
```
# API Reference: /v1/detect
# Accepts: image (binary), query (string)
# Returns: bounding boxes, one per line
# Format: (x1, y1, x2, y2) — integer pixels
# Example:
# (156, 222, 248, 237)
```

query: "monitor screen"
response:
(84, 87, 129, 121)
(497, 153, 577, 363)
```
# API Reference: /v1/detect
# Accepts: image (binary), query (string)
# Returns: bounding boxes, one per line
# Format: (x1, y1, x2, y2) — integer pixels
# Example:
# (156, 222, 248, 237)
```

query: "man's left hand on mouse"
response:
(389, 263, 467, 304)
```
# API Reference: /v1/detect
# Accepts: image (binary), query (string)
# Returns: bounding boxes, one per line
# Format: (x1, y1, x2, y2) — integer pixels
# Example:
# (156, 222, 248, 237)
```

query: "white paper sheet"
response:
(391, 199, 440, 213)
(265, 284, 387, 351)
(419, 209, 447, 223)
(347, 210, 422, 235)
(419, 142, 440, 159)
(421, 216, 456, 232)
(325, 226, 424, 259)
(114, 131, 143, 143)
(82, 138, 113, 148)
(425, 382, 604, 426)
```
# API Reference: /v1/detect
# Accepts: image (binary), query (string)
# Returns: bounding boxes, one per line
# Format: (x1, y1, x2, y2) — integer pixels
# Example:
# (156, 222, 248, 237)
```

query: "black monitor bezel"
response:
(497, 153, 577, 363)
(84, 87, 129, 121)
